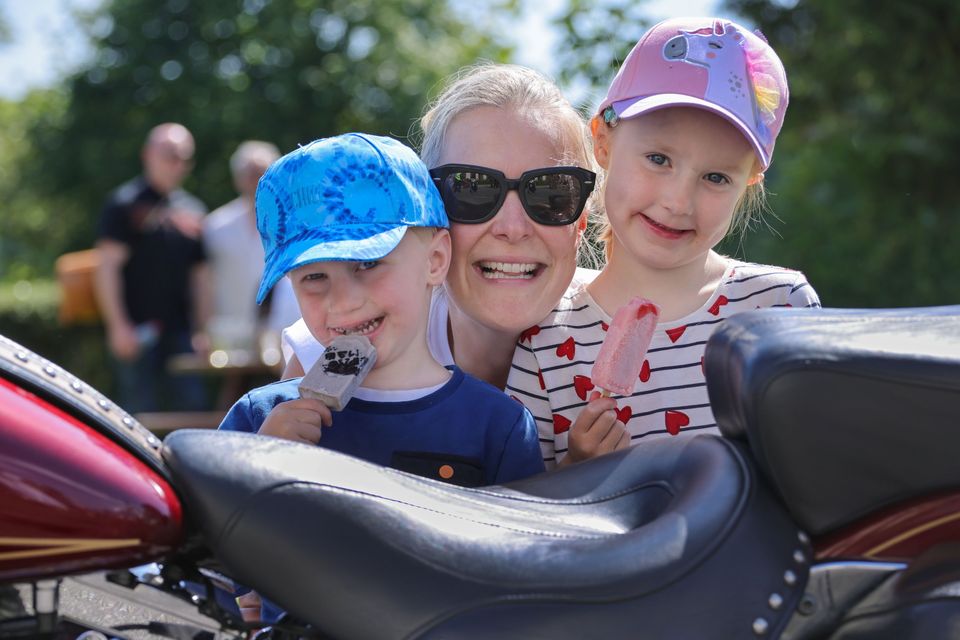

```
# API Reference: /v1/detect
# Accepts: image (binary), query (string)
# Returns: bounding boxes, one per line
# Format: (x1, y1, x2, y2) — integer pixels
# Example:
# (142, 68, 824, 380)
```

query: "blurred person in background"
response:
(203, 140, 299, 358)
(94, 122, 210, 413)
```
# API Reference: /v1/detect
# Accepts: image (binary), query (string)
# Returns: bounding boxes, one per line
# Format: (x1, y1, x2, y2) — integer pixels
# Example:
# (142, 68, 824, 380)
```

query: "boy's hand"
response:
(559, 392, 630, 466)
(258, 398, 332, 444)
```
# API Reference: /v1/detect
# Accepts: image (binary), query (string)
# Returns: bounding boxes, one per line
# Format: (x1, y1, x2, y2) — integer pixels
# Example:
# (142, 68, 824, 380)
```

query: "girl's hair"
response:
(595, 120, 767, 262)
(415, 63, 604, 269)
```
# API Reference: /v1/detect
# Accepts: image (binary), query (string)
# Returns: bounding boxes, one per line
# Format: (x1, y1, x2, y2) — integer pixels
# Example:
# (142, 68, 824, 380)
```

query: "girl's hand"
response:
(258, 398, 332, 444)
(559, 392, 631, 466)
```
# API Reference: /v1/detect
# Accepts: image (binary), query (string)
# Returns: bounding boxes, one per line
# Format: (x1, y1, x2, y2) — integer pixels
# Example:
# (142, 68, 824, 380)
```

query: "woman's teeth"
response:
(479, 261, 538, 280)
(332, 317, 382, 335)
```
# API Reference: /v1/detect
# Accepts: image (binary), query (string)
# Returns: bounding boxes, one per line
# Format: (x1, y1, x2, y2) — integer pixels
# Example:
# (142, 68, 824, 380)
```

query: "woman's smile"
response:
(476, 260, 542, 281)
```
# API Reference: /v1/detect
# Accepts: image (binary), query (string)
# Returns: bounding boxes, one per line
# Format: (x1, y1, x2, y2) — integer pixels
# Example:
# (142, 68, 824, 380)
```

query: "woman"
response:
(280, 63, 599, 389)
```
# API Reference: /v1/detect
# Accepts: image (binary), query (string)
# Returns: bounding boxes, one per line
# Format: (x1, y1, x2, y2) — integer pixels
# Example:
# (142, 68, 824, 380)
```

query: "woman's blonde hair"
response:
(415, 63, 604, 269)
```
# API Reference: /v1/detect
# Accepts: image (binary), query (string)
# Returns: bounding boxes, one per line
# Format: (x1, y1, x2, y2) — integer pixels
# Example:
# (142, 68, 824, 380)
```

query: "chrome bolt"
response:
(784, 570, 797, 586)
(793, 549, 806, 564)
(752, 618, 769, 635)
(768, 593, 783, 610)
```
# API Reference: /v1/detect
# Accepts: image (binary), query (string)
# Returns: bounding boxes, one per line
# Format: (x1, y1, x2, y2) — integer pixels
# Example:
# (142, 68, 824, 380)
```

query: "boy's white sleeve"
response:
(281, 317, 325, 371)
(506, 338, 558, 469)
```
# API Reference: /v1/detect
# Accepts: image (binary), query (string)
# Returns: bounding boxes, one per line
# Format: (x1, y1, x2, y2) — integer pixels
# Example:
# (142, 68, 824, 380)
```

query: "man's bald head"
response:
(142, 122, 195, 194)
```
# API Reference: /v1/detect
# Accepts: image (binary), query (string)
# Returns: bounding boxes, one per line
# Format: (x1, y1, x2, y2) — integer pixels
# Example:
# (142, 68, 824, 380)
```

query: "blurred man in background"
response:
(203, 140, 299, 355)
(95, 122, 210, 413)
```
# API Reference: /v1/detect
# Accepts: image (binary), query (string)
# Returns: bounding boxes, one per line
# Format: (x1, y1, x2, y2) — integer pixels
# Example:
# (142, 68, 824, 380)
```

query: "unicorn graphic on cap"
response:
(662, 20, 776, 149)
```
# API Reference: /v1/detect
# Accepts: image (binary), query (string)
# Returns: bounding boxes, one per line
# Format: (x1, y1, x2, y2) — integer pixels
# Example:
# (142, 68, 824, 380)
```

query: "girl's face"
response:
(437, 106, 585, 334)
(594, 107, 758, 272)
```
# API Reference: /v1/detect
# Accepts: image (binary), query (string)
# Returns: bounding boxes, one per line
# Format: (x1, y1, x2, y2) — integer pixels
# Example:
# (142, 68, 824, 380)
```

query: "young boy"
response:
(218, 133, 545, 487)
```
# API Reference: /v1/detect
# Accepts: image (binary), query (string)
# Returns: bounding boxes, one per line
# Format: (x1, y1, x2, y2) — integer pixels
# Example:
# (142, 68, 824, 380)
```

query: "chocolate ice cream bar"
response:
(298, 335, 377, 410)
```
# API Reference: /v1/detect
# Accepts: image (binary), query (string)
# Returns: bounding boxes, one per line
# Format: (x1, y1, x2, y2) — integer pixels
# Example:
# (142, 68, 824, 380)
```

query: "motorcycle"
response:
(2, 305, 959, 639)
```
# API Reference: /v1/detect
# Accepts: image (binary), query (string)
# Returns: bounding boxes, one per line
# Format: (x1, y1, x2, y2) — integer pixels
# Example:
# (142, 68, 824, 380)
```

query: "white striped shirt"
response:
(506, 260, 821, 468)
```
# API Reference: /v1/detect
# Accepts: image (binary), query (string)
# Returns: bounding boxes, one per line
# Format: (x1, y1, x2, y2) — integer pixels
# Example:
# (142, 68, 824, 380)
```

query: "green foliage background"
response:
(725, 0, 960, 306)
(2, 0, 959, 398)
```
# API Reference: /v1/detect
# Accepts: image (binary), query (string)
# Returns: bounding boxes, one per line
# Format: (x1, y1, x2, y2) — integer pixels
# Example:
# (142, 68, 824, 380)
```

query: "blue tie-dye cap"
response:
(254, 133, 449, 304)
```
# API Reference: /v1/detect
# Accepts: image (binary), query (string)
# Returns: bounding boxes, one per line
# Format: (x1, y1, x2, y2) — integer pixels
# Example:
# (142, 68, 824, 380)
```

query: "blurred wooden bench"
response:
(134, 411, 226, 436)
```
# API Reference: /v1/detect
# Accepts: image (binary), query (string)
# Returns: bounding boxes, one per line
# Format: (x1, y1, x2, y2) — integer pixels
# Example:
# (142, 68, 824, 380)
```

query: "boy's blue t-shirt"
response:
(218, 366, 545, 486)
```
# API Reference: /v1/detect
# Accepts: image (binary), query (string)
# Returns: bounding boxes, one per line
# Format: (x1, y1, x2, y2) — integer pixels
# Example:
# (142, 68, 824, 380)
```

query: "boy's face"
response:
(288, 228, 451, 380)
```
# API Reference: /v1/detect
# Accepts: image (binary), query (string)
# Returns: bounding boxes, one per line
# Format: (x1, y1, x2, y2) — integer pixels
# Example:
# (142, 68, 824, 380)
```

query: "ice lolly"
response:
(591, 297, 660, 396)
(298, 335, 377, 410)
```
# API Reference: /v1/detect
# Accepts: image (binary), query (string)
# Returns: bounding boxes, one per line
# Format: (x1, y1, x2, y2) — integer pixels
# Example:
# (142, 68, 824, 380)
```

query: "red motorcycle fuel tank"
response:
(0, 373, 183, 582)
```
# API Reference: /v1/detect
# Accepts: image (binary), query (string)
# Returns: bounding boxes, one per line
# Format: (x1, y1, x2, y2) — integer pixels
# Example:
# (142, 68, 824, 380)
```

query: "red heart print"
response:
(708, 295, 729, 316)
(553, 414, 571, 434)
(639, 360, 651, 382)
(666, 326, 687, 343)
(665, 410, 690, 435)
(573, 375, 594, 401)
(537, 369, 546, 390)
(615, 405, 632, 424)
(556, 337, 575, 360)
(520, 325, 541, 343)
(601, 322, 609, 332)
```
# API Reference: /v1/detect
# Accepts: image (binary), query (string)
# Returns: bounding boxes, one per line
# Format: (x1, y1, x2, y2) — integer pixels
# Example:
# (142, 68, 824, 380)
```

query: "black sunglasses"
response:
(429, 164, 596, 226)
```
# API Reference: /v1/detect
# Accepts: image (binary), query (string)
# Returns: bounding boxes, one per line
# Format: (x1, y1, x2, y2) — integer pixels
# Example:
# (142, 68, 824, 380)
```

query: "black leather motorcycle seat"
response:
(164, 430, 808, 639)
(705, 305, 960, 535)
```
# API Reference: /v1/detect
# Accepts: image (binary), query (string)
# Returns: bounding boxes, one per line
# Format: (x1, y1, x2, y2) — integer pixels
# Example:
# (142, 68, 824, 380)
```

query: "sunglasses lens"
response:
(522, 172, 584, 224)
(438, 171, 502, 223)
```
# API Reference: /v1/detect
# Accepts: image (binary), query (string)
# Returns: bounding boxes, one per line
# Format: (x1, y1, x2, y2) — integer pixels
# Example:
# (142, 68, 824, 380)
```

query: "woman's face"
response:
(437, 106, 584, 334)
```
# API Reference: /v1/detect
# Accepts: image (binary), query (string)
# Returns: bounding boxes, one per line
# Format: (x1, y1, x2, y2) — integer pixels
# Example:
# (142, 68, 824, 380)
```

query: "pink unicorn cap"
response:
(597, 17, 789, 169)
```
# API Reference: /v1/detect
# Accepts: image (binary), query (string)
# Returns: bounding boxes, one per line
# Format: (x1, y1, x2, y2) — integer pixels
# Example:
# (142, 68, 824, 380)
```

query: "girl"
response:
(507, 17, 820, 468)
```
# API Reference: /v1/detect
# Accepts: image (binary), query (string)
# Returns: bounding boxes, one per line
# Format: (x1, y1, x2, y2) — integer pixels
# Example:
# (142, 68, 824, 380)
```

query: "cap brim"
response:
(256, 225, 407, 304)
(613, 94, 770, 169)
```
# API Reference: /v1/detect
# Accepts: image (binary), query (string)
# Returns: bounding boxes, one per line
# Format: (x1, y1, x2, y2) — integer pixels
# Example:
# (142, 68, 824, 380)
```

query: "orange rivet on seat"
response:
(438, 464, 454, 479)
